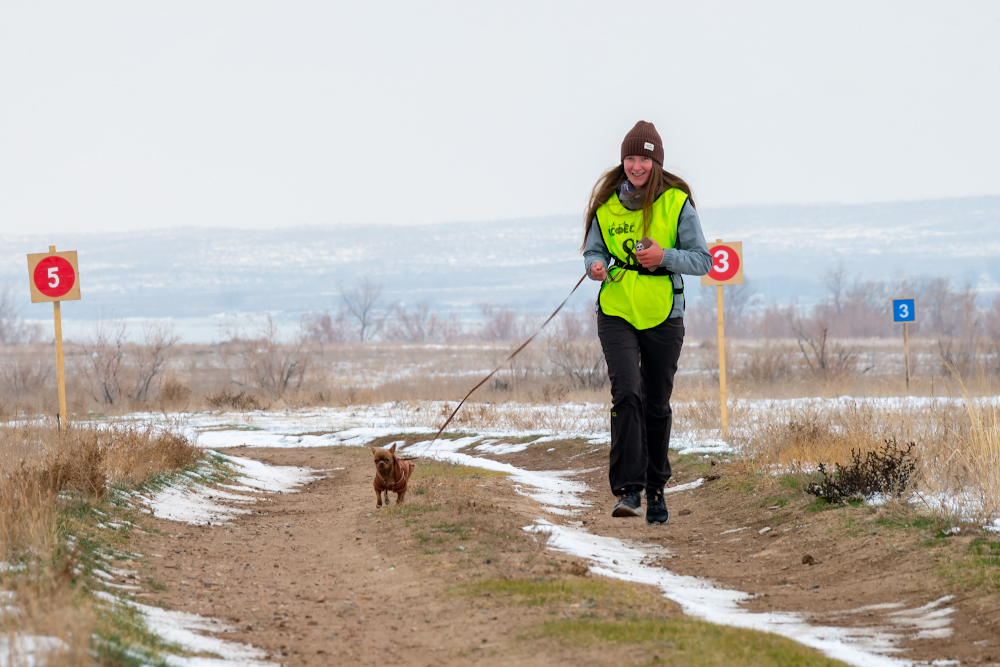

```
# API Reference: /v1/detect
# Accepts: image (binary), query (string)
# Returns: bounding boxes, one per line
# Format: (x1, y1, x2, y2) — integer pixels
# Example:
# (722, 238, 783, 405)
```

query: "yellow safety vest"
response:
(596, 188, 687, 329)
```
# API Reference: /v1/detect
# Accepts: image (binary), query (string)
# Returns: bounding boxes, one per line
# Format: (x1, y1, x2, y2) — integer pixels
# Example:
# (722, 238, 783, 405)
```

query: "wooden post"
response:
(702, 238, 743, 441)
(716, 266, 728, 439)
(49, 245, 68, 431)
(902, 322, 910, 393)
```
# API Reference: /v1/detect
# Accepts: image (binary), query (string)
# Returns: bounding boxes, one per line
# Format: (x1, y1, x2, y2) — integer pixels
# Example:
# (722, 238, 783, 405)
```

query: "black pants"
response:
(598, 310, 684, 496)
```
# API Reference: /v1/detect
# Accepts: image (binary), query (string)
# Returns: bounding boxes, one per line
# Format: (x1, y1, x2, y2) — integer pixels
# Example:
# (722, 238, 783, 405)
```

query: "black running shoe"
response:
(645, 488, 669, 525)
(612, 490, 643, 517)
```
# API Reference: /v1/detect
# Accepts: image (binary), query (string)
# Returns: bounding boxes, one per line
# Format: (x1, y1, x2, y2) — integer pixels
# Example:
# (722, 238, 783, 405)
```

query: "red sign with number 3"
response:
(708, 244, 739, 282)
(700, 240, 744, 286)
(33, 256, 76, 298)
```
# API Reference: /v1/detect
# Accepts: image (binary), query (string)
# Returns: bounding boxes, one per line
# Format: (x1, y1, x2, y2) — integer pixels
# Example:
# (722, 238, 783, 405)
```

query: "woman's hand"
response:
(589, 261, 607, 281)
(636, 239, 664, 269)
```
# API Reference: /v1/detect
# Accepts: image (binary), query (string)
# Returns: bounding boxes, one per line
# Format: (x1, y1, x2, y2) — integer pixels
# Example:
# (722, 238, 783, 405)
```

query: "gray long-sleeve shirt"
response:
(584, 183, 712, 319)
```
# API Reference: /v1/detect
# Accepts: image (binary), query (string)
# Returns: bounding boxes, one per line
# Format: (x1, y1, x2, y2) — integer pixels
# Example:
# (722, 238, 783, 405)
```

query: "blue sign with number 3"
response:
(892, 298, 917, 324)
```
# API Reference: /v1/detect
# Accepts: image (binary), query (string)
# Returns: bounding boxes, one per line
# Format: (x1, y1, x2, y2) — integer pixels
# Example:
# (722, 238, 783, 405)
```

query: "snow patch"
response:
(665, 478, 704, 494)
(140, 454, 323, 526)
(94, 592, 273, 666)
(0, 635, 68, 667)
(525, 521, 940, 667)
(838, 596, 954, 641)
(670, 432, 733, 456)
(474, 439, 531, 455)
(402, 437, 594, 515)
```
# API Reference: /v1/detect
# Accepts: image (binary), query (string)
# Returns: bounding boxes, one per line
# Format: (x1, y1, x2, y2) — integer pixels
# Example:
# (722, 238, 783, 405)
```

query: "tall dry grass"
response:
(719, 388, 1000, 523)
(0, 421, 199, 665)
(957, 380, 1000, 522)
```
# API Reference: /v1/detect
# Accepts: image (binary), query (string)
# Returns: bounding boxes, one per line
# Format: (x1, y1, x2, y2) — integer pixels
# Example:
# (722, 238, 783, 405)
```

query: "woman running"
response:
(583, 121, 712, 524)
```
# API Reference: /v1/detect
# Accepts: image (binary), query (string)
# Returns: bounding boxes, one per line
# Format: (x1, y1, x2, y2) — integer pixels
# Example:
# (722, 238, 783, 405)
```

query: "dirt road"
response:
(131, 436, 998, 666)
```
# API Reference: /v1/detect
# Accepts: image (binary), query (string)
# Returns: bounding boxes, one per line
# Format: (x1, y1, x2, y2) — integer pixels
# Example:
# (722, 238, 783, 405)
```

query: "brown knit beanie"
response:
(620, 120, 663, 165)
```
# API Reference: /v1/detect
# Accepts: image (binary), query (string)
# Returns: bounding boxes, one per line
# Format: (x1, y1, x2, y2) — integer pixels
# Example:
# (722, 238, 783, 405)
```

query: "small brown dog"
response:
(371, 443, 415, 507)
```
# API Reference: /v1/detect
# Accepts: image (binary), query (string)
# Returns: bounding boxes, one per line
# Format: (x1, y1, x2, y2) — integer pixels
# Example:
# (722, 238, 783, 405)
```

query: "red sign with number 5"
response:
(33, 256, 76, 298)
(700, 240, 744, 286)
(26, 250, 82, 303)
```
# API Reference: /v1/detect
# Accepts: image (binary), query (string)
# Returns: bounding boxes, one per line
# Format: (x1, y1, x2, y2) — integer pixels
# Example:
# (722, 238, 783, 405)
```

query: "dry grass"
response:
(0, 326, 995, 419)
(0, 421, 200, 665)
(380, 400, 607, 435)
(958, 382, 1000, 521)
(717, 388, 1000, 524)
(672, 382, 723, 432)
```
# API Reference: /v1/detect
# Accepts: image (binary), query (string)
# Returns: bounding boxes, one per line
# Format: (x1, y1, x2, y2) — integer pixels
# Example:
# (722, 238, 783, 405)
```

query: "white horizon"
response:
(2, 1, 999, 235)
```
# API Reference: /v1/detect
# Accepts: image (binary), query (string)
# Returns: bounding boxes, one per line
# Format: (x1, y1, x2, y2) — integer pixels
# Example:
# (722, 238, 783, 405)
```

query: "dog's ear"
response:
(389, 443, 397, 454)
(369, 445, 378, 458)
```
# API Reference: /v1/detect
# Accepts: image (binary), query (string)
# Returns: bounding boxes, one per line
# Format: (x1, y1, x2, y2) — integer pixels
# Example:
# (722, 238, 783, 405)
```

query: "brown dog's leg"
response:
(383, 490, 391, 506)
(375, 488, 382, 508)
(396, 489, 406, 505)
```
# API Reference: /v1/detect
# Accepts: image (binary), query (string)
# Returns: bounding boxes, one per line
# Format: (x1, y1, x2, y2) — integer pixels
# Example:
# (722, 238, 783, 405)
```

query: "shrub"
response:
(206, 389, 264, 411)
(157, 377, 191, 411)
(806, 438, 917, 503)
(219, 316, 310, 398)
(80, 319, 179, 407)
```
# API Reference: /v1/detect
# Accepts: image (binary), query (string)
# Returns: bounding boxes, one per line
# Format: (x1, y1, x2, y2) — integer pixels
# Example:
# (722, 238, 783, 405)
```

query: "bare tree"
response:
(130, 323, 180, 403)
(478, 304, 521, 341)
(340, 278, 385, 342)
(437, 312, 465, 342)
(822, 266, 847, 314)
(0, 286, 41, 345)
(383, 302, 445, 342)
(932, 281, 980, 376)
(787, 309, 859, 377)
(841, 279, 892, 337)
(545, 308, 607, 389)
(82, 318, 129, 405)
(222, 316, 311, 398)
(0, 356, 52, 398)
(303, 308, 353, 343)
(696, 278, 756, 338)
(81, 319, 179, 406)
(723, 279, 756, 336)
(910, 277, 974, 337)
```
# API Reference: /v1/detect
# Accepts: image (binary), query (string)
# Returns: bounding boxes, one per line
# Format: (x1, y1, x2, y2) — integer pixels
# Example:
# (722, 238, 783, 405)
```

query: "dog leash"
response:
(426, 271, 590, 445)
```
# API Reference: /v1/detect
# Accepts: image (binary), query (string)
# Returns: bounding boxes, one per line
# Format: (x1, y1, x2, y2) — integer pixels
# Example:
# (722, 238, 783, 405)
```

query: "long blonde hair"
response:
(581, 163, 695, 250)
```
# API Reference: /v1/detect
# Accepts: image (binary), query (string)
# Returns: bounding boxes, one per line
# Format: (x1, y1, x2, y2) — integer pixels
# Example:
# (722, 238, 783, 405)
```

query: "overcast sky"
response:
(2, 1, 999, 234)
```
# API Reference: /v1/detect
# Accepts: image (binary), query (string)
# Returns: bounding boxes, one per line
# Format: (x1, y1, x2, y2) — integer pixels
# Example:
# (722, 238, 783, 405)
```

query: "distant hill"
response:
(702, 196, 1000, 302)
(2, 195, 997, 339)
